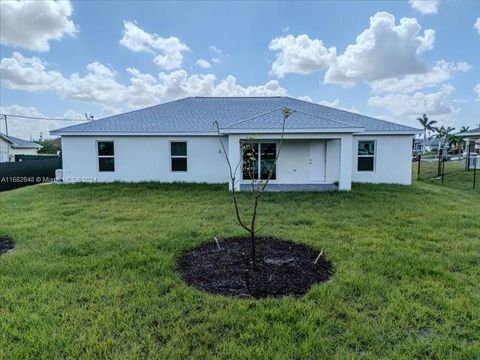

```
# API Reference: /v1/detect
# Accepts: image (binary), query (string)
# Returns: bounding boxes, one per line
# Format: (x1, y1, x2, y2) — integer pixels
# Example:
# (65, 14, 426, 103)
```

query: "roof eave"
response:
(50, 131, 220, 136)
(458, 132, 480, 137)
(219, 127, 365, 134)
(11, 145, 43, 149)
(360, 130, 422, 135)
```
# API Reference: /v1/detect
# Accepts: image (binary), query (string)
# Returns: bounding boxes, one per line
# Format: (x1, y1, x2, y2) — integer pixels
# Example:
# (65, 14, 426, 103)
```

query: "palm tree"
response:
(417, 114, 437, 154)
(433, 125, 456, 175)
(433, 126, 456, 147)
(450, 126, 469, 152)
(460, 126, 470, 134)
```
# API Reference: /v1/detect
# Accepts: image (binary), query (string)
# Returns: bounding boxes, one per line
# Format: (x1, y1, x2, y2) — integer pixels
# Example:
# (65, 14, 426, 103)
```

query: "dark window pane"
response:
(172, 157, 187, 171)
(98, 141, 114, 156)
(358, 157, 374, 171)
(242, 142, 258, 180)
(358, 141, 375, 155)
(260, 143, 276, 180)
(99, 157, 115, 172)
(171, 142, 187, 156)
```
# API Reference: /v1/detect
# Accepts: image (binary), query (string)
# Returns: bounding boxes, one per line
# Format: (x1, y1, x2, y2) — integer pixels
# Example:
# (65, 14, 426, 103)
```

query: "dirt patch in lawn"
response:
(0, 236, 14, 256)
(177, 237, 333, 299)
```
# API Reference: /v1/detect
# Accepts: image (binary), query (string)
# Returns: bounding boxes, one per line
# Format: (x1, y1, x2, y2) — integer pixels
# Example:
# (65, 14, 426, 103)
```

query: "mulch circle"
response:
(0, 236, 14, 256)
(177, 237, 333, 299)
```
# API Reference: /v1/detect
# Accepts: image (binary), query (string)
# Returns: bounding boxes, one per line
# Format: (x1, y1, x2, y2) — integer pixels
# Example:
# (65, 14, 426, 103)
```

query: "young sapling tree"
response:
(214, 107, 292, 269)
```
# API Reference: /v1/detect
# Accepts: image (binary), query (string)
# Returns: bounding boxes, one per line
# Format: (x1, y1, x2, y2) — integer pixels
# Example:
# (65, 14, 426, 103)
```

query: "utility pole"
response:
(3, 114, 8, 136)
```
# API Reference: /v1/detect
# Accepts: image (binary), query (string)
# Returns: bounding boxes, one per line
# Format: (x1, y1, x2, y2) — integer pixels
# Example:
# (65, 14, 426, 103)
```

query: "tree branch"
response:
(214, 121, 251, 233)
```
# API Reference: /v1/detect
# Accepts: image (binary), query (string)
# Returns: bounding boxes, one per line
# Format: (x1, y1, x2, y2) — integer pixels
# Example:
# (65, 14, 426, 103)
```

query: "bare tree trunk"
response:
(213, 107, 292, 271)
(423, 129, 427, 154)
(250, 196, 259, 268)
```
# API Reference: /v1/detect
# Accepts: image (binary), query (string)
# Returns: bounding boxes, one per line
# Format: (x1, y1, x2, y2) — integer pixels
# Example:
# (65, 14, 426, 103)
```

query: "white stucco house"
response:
(458, 127, 480, 169)
(0, 133, 42, 162)
(51, 97, 420, 191)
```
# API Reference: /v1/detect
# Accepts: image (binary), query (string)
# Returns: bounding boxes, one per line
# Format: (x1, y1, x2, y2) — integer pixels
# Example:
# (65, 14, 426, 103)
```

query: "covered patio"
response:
(226, 133, 358, 192)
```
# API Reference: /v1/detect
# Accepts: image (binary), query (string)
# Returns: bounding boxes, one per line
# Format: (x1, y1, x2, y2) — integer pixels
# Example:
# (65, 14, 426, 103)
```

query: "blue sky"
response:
(0, 0, 479, 139)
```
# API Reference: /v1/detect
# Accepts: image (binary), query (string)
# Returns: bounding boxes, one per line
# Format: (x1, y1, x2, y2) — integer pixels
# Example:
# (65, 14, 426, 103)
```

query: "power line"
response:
(0, 113, 88, 122)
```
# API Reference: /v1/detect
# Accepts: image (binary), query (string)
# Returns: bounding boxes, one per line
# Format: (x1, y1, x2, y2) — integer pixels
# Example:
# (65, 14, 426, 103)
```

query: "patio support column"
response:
(339, 134, 353, 191)
(227, 135, 241, 191)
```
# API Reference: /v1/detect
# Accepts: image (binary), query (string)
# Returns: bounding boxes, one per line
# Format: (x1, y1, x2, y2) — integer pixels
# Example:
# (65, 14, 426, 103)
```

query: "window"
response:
(98, 141, 115, 172)
(242, 142, 276, 180)
(171, 141, 187, 172)
(357, 140, 375, 172)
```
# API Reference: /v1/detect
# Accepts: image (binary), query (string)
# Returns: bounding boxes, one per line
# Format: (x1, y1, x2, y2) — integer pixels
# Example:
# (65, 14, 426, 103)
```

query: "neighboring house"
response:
(458, 127, 480, 169)
(0, 133, 42, 162)
(413, 137, 441, 153)
(51, 97, 420, 191)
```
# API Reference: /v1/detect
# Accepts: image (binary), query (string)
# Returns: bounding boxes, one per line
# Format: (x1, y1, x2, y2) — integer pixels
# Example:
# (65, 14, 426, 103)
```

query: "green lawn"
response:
(1, 181, 479, 359)
(415, 158, 479, 191)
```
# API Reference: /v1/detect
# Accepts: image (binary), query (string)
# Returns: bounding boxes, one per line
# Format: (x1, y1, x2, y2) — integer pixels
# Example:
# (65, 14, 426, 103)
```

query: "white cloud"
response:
(475, 18, 480, 34)
(209, 46, 224, 55)
(62, 109, 85, 120)
(212, 76, 287, 97)
(0, 105, 85, 139)
(196, 58, 211, 68)
(0, 52, 64, 91)
(0, 52, 287, 111)
(409, 0, 439, 15)
(269, 34, 337, 78)
(60, 62, 127, 106)
(318, 99, 340, 107)
(1, 104, 44, 118)
(475, 84, 480, 101)
(370, 61, 471, 93)
(1, 52, 128, 107)
(297, 96, 358, 112)
(324, 12, 435, 86)
(282, 26, 290, 33)
(368, 85, 458, 117)
(297, 95, 313, 102)
(120, 21, 189, 70)
(122, 69, 287, 107)
(318, 99, 359, 113)
(209, 46, 227, 63)
(0, 0, 77, 52)
(119, 20, 155, 53)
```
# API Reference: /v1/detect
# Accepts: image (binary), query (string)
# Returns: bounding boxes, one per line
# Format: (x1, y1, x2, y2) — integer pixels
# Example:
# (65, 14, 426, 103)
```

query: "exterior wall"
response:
(352, 135, 413, 185)
(276, 140, 311, 184)
(61, 136, 229, 183)
(60, 134, 414, 187)
(0, 138, 9, 162)
(326, 140, 340, 183)
(239, 139, 341, 185)
(9, 148, 39, 157)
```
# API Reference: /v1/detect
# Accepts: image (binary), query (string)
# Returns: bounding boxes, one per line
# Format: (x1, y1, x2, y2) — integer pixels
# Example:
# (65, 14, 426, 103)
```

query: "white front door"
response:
(309, 140, 326, 182)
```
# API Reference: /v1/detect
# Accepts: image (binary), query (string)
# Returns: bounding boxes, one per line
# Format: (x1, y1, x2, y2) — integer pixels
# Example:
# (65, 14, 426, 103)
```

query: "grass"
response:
(0, 181, 479, 359)
(415, 159, 479, 191)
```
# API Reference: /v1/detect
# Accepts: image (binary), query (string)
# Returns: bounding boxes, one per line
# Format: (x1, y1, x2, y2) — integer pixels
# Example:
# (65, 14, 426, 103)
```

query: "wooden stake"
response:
(313, 249, 324, 264)
(214, 237, 221, 250)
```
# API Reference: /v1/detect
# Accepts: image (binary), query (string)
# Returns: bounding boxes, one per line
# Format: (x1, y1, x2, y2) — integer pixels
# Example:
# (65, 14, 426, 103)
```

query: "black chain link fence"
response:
(415, 153, 478, 191)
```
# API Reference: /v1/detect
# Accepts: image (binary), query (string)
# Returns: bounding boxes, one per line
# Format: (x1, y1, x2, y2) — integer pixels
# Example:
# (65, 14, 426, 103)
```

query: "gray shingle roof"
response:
(0, 133, 42, 149)
(458, 127, 480, 136)
(51, 97, 419, 135)
(224, 107, 359, 130)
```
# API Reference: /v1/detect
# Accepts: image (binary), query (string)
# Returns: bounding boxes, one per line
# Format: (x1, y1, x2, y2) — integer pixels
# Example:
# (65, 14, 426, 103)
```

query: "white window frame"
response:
(170, 140, 188, 172)
(97, 140, 115, 172)
(241, 141, 277, 181)
(357, 140, 376, 172)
